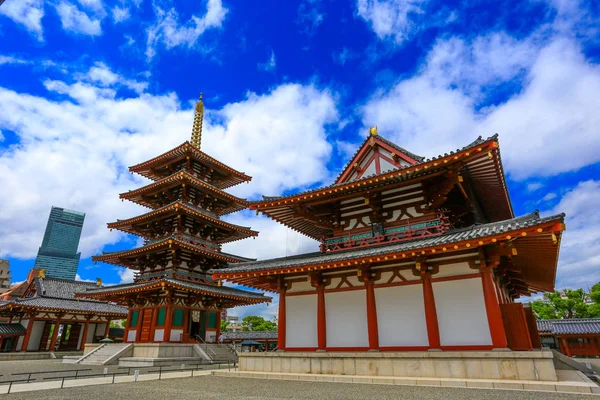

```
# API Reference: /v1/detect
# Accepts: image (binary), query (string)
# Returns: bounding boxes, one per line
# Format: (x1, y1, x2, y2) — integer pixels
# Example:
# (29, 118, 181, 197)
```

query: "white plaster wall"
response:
(16, 336, 24, 350)
(286, 295, 317, 348)
(154, 329, 164, 342)
(435, 262, 475, 278)
(87, 323, 97, 343)
(27, 321, 47, 351)
(77, 323, 85, 349)
(286, 280, 315, 293)
(326, 290, 368, 348)
(127, 330, 137, 342)
(95, 323, 107, 337)
(206, 331, 217, 343)
(433, 278, 492, 346)
(375, 285, 428, 346)
(170, 329, 183, 342)
(379, 158, 396, 173)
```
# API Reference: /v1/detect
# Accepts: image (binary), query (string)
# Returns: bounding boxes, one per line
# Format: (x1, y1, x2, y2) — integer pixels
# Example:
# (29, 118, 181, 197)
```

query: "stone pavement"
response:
(0, 375, 597, 400)
(212, 368, 600, 395)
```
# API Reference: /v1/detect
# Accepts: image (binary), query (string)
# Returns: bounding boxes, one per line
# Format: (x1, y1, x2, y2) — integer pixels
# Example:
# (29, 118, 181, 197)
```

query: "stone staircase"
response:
(201, 343, 237, 363)
(78, 343, 132, 365)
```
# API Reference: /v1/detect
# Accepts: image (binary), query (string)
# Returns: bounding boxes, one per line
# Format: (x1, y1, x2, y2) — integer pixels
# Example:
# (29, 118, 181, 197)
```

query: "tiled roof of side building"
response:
(35, 277, 103, 300)
(538, 318, 600, 335)
(536, 319, 554, 333)
(222, 331, 278, 340)
(80, 278, 270, 301)
(215, 211, 564, 274)
(0, 323, 27, 336)
(252, 135, 495, 205)
(0, 297, 127, 315)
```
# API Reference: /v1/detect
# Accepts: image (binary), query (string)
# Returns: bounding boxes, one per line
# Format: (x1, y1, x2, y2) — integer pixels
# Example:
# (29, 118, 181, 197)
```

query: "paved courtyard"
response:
(1, 375, 596, 399)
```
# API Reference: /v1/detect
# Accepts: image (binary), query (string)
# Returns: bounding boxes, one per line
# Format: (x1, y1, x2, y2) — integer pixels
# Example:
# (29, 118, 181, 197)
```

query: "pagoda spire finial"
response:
(369, 125, 378, 136)
(191, 92, 204, 149)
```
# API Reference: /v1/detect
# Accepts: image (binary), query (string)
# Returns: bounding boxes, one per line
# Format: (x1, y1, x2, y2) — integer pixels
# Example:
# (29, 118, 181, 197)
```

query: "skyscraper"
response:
(33, 207, 85, 280)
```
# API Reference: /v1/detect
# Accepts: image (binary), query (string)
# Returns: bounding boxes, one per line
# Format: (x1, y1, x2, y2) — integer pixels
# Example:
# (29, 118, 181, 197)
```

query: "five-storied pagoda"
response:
(214, 128, 567, 382)
(78, 95, 269, 344)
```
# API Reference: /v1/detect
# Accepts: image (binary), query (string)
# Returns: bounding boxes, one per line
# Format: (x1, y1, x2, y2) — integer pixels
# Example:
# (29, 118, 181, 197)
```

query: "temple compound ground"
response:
(1, 376, 596, 400)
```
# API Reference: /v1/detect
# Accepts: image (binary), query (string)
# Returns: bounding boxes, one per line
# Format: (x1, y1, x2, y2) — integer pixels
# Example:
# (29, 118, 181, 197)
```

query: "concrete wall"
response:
(239, 351, 558, 381)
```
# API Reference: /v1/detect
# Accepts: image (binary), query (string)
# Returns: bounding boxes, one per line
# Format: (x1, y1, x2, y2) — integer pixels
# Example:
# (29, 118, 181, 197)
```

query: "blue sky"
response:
(1, 0, 599, 319)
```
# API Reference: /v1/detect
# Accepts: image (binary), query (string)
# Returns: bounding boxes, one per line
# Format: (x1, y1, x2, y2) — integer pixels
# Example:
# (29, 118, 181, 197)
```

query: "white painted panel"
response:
(375, 285, 428, 346)
(154, 329, 164, 342)
(362, 160, 377, 176)
(286, 294, 317, 348)
(16, 336, 24, 350)
(88, 324, 97, 343)
(170, 329, 183, 342)
(206, 331, 217, 343)
(433, 278, 492, 346)
(345, 276, 362, 287)
(398, 271, 420, 281)
(435, 262, 475, 278)
(379, 158, 396, 173)
(287, 280, 315, 293)
(20, 319, 28, 328)
(326, 290, 368, 347)
(127, 330, 137, 342)
(95, 323, 107, 336)
(27, 321, 47, 351)
(77, 323, 85, 349)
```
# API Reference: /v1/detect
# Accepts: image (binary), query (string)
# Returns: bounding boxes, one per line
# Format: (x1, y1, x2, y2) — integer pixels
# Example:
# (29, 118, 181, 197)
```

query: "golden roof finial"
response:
(190, 92, 204, 148)
(38, 269, 46, 278)
(369, 126, 378, 136)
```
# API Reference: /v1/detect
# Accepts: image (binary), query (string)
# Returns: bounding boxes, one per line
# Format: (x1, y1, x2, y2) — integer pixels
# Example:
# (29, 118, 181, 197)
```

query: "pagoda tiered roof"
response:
(94, 234, 255, 268)
(129, 142, 251, 188)
(251, 135, 512, 239)
(107, 200, 258, 243)
(213, 211, 565, 296)
(75, 277, 270, 306)
(120, 170, 249, 215)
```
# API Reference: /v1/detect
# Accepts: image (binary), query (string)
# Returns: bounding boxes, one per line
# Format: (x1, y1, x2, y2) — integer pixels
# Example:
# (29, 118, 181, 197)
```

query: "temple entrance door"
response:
(189, 310, 202, 341)
(67, 324, 82, 350)
(199, 311, 207, 342)
(139, 309, 153, 342)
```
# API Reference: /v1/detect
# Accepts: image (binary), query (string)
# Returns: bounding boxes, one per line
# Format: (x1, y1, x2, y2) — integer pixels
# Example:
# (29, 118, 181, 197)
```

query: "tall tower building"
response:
(33, 206, 86, 280)
(0, 259, 11, 294)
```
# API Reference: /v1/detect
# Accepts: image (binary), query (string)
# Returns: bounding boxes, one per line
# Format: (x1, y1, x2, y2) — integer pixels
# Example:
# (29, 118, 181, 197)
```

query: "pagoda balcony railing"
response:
(320, 213, 450, 253)
(145, 233, 221, 252)
(134, 268, 214, 284)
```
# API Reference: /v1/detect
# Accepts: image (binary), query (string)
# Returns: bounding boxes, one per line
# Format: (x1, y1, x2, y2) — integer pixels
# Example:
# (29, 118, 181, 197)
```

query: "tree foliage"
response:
(241, 315, 277, 331)
(220, 320, 230, 333)
(531, 284, 600, 319)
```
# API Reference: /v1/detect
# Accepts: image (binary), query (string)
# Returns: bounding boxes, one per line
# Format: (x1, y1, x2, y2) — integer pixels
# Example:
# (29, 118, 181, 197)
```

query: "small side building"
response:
(0, 269, 126, 352)
(537, 319, 600, 357)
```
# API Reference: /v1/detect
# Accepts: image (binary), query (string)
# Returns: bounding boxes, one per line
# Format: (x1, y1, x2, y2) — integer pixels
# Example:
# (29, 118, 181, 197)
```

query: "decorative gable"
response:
(336, 131, 423, 184)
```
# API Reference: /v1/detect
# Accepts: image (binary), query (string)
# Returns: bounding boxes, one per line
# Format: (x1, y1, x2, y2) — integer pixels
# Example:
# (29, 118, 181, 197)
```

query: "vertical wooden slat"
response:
(499, 303, 532, 351)
(523, 306, 541, 349)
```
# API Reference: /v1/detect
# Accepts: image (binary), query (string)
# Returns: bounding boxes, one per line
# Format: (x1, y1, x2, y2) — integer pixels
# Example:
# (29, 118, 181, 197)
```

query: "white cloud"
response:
(527, 182, 543, 192)
(333, 48, 355, 65)
(86, 62, 147, 93)
(0, 65, 338, 262)
(146, 0, 228, 60)
(118, 268, 135, 284)
(0, 0, 44, 40)
(362, 35, 600, 180)
(547, 181, 600, 290)
(75, 273, 95, 282)
(0, 56, 30, 66)
(258, 50, 277, 72)
(54, 1, 102, 36)
(112, 6, 130, 23)
(297, 0, 325, 36)
(356, 0, 426, 44)
(542, 192, 557, 201)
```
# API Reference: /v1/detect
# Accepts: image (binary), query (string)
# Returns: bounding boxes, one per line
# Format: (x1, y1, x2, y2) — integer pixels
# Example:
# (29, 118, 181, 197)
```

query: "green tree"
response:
(531, 301, 558, 319)
(110, 320, 125, 328)
(221, 320, 230, 333)
(531, 286, 600, 319)
(241, 315, 277, 331)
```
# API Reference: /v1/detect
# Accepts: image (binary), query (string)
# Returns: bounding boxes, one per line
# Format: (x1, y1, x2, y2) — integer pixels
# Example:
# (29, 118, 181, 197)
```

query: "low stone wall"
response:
(0, 352, 53, 361)
(131, 343, 196, 358)
(239, 351, 558, 382)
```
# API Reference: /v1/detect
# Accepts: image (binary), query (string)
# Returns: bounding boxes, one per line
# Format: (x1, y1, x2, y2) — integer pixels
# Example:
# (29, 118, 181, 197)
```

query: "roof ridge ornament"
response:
(369, 125, 378, 136)
(190, 92, 204, 149)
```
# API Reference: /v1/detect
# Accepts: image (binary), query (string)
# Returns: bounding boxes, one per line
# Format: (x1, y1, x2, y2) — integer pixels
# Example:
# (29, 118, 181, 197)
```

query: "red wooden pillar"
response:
(365, 281, 379, 350)
(123, 311, 131, 343)
(317, 286, 326, 351)
(422, 275, 441, 349)
(20, 315, 36, 352)
(564, 338, 572, 357)
(215, 310, 222, 344)
(481, 269, 508, 349)
(48, 316, 63, 351)
(164, 303, 174, 343)
(104, 320, 111, 338)
(278, 289, 286, 351)
(79, 319, 90, 350)
(149, 307, 159, 342)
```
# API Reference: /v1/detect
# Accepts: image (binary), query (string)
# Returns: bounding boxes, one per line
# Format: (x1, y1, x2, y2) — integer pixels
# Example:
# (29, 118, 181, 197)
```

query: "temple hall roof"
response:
(537, 319, 600, 335)
(223, 331, 278, 341)
(0, 323, 27, 336)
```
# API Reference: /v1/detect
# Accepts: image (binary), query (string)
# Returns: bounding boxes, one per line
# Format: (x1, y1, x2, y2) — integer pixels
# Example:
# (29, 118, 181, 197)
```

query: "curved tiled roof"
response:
(222, 331, 278, 340)
(537, 319, 600, 335)
(215, 211, 564, 274)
